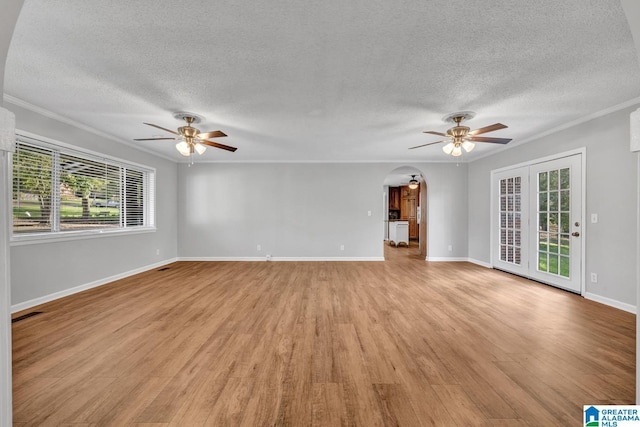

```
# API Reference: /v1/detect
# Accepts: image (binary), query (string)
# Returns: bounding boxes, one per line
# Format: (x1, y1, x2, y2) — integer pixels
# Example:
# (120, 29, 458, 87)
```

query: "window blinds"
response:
(12, 136, 155, 236)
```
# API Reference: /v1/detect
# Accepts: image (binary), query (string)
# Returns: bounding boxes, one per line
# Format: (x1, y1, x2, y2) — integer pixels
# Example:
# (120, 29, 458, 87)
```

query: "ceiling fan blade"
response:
(467, 136, 512, 144)
(143, 122, 180, 135)
(409, 140, 445, 150)
(468, 123, 507, 136)
(133, 137, 177, 141)
(200, 139, 238, 152)
(422, 131, 448, 137)
(197, 130, 227, 139)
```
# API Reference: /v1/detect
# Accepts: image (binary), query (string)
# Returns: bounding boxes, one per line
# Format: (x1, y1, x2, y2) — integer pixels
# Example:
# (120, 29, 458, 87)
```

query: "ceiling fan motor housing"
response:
(448, 125, 470, 138)
(179, 126, 199, 139)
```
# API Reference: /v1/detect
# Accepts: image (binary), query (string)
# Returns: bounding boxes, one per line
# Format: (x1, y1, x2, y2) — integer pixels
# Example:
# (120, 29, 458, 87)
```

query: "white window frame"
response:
(9, 131, 156, 245)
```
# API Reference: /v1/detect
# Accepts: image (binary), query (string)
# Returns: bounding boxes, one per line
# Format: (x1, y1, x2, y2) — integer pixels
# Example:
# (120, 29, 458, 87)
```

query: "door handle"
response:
(571, 231, 580, 237)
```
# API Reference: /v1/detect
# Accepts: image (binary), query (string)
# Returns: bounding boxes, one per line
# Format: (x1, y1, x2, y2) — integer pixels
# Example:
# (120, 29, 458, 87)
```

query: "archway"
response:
(382, 166, 427, 260)
(1, 1, 27, 423)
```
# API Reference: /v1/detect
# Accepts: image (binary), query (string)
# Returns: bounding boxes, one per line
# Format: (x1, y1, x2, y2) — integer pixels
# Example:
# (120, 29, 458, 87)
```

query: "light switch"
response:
(591, 213, 598, 223)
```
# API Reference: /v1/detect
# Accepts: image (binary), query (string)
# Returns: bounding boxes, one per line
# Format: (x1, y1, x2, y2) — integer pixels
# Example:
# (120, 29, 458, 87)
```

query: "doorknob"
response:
(571, 231, 580, 237)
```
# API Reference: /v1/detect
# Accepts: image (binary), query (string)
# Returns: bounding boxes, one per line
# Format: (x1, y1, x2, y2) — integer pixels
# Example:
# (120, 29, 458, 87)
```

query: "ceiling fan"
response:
(409, 111, 512, 156)
(134, 112, 237, 158)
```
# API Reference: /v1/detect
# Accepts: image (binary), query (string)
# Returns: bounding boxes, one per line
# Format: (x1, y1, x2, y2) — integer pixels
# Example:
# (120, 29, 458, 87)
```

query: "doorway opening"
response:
(383, 166, 427, 260)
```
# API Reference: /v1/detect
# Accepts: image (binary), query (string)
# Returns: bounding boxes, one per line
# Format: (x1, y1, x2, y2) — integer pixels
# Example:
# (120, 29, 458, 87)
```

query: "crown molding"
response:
(470, 96, 640, 163)
(3, 95, 177, 162)
(6, 94, 640, 166)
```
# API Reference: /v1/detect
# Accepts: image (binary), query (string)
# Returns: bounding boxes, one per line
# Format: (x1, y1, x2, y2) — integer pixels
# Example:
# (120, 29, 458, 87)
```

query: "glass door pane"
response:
(529, 154, 582, 293)
(536, 167, 570, 278)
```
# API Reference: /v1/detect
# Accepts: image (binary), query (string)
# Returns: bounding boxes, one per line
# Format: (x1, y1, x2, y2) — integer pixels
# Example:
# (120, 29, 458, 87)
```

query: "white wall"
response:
(177, 162, 468, 260)
(468, 104, 639, 307)
(620, 0, 640, 404)
(7, 101, 179, 308)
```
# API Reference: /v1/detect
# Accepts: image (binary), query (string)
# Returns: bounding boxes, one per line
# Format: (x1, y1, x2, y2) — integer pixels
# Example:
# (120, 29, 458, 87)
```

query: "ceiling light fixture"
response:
(134, 112, 236, 165)
(408, 175, 419, 189)
(175, 140, 191, 156)
(442, 137, 474, 157)
(410, 111, 511, 157)
(194, 142, 207, 155)
(175, 138, 208, 157)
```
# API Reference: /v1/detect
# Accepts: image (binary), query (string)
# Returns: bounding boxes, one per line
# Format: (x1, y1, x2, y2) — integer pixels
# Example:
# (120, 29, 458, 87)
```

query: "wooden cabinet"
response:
(400, 186, 419, 239)
(408, 198, 418, 238)
(390, 184, 420, 240)
(400, 197, 410, 220)
(389, 187, 400, 211)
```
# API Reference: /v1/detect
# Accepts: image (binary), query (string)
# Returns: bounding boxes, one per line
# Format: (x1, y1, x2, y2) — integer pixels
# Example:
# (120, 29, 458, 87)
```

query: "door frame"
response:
(419, 176, 428, 258)
(490, 148, 586, 295)
(382, 167, 428, 259)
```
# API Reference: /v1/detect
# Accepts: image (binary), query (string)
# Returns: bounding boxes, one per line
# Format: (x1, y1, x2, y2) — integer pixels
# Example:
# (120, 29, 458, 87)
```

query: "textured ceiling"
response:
(5, 0, 640, 163)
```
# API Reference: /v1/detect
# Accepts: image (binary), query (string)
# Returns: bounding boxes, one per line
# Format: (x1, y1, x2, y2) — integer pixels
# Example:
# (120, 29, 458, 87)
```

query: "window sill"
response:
(10, 226, 157, 246)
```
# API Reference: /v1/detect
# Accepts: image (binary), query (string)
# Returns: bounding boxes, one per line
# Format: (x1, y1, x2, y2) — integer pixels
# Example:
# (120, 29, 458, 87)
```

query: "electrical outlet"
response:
(448, 245, 452, 252)
(590, 273, 598, 283)
(367, 210, 372, 217)
(591, 213, 598, 223)
(156, 249, 160, 255)
(257, 244, 261, 251)
(340, 245, 345, 251)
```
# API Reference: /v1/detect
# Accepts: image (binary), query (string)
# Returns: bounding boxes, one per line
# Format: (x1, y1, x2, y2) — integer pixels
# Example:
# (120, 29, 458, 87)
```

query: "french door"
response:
(493, 166, 529, 277)
(492, 153, 583, 294)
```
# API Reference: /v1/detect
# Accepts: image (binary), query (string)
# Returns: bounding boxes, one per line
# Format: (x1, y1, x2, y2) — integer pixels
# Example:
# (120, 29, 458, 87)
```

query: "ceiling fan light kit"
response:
(134, 111, 237, 164)
(175, 139, 207, 156)
(194, 142, 207, 155)
(175, 140, 191, 156)
(461, 140, 475, 152)
(408, 175, 419, 189)
(443, 139, 475, 156)
(410, 110, 512, 157)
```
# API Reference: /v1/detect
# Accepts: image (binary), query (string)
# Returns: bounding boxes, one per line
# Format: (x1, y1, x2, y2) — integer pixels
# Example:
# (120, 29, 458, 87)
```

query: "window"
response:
(11, 134, 155, 240)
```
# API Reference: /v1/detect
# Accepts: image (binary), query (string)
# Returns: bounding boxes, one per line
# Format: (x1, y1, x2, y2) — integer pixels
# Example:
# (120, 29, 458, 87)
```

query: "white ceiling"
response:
(5, 0, 640, 163)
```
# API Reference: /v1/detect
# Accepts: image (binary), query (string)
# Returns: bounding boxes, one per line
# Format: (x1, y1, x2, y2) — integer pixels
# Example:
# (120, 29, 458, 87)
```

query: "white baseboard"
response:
(466, 258, 492, 268)
(425, 257, 469, 262)
(584, 292, 636, 314)
(425, 257, 491, 267)
(179, 257, 265, 261)
(272, 257, 385, 261)
(11, 257, 178, 313)
(178, 256, 385, 262)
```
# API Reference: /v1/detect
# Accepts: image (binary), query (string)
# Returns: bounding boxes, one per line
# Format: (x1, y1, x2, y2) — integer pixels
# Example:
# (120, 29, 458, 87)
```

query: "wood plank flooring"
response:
(12, 243, 635, 425)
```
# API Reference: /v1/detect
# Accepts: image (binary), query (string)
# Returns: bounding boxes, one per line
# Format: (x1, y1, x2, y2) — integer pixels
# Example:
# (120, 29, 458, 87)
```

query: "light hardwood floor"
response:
(12, 243, 635, 426)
